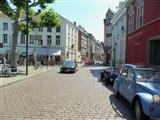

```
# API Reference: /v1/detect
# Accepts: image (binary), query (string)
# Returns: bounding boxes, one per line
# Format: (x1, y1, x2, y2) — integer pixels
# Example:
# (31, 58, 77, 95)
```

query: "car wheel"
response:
(114, 89, 120, 97)
(100, 72, 104, 81)
(134, 99, 149, 120)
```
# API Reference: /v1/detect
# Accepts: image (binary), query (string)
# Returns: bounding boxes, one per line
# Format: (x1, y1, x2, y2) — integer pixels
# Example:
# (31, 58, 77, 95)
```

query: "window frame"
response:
(56, 35, 60, 45)
(128, 4, 134, 34)
(47, 27, 52, 32)
(38, 40, 43, 46)
(47, 35, 52, 46)
(136, 2, 144, 29)
(56, 26, 61, 32)
(3, 23, 8, 30)
(3, 34, 8, 44)
(39, 27, 43, 32)
(29, 35, 34, 45)
(20, 35, 25, 44)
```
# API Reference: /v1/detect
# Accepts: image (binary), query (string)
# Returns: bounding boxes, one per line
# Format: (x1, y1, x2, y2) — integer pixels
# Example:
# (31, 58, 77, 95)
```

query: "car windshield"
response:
(63, 61, 75, 67)
(135, 68, 160, 80)
(105, 67, 113, 72)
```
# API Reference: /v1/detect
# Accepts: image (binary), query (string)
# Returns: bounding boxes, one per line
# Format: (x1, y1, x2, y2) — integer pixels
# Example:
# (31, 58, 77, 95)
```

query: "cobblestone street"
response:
(0, 65, 135, 120)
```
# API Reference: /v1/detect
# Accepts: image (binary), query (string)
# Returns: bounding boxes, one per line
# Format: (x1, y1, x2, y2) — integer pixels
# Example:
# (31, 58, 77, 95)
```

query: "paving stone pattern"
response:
(0, 66, 135, 120)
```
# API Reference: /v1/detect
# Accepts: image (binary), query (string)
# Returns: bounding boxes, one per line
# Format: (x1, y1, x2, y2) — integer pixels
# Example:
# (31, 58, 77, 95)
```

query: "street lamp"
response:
(113, 42, 117, 68)
(71, 44, 74, 60)
(26, 0, 29, 75)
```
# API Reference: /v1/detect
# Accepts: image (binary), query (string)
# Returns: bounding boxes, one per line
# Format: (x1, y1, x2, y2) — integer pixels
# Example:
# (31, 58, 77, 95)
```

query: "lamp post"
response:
(113, 42, 117, 68)
(26, 0, 29, 75)
(71, 44, 74, 60)
(34, 29, 38, 67)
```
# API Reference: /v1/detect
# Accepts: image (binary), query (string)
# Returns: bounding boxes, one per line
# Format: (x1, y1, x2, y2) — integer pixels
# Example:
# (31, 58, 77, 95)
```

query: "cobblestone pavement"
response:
(0, 65, 135, 120)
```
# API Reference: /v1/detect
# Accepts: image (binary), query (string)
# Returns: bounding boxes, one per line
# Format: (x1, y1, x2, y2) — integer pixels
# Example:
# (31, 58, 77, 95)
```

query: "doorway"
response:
(149, 39, 160, 65)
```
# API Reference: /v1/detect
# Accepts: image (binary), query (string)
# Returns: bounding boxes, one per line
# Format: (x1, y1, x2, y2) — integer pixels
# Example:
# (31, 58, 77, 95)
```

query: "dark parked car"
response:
(100, 66, 119, 84)
(113, 64, 160, 120)
(60, 60, 77, 73)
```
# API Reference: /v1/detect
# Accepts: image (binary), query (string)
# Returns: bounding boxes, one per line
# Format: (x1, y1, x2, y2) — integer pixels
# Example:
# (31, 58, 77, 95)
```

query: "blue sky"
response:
(47, 0, 124, 41)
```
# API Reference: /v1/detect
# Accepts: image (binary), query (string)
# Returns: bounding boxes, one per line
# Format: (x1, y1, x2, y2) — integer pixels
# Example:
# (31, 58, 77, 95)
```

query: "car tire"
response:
(114, 89, 120, 98)
(100, 72, 104, 81)
(134, 99, 149, 120)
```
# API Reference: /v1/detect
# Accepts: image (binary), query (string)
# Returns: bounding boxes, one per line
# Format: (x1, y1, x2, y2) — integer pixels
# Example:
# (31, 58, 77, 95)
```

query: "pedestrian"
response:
(74, 59, 78, 67)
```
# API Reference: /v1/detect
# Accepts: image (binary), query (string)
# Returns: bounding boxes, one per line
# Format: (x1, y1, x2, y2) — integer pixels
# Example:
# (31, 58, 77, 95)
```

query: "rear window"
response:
(63, 61, 75, 66)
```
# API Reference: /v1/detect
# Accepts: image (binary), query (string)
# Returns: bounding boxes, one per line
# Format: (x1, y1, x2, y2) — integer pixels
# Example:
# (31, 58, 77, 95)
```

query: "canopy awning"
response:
(52, 50, 61, 56)
(36, 48, 61, 56)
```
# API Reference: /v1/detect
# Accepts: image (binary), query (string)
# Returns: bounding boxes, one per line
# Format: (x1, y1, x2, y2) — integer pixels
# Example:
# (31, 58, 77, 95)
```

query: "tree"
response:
(0, 0, 61, 67)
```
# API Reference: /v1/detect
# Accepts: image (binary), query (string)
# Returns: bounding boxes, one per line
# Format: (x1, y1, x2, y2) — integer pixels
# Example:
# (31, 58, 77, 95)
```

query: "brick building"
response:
(126, 0, 160, 65)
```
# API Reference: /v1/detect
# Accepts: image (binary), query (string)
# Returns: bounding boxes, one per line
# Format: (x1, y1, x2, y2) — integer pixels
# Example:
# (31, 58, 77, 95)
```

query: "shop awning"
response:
(52, 50, 61, 56)
(36, 48, 61, 56)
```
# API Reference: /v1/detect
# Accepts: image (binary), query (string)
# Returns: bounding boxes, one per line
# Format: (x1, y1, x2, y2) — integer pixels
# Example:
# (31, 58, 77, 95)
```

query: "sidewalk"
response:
(0, 63, 84, 88)
(0, 65, 55, 88)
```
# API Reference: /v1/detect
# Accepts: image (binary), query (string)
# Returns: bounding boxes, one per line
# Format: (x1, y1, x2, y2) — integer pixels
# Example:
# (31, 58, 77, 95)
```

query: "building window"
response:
(68, 37, 70, 47)
(38, 40, 43, 46)
(47, 35, 52, 46)
(29, 35, 34, 44)
(129, 13, 134, 33)
(107, 15, 112, 21)
(56, 35, 60, 45)
(68, 27, 70, 34)
(56, 26, 61, 32)
(137, 4, 143, 29)
(47, 27, 52, 32)
(106, 25, 112, 33)
(3, 23, 8, 30)
(3, 34, 7, 44)
(39, 27, 43, 32)
(20, 35, 25, 44)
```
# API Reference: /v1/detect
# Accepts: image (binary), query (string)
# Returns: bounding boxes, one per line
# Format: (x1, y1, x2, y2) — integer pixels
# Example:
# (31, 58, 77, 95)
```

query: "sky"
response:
(47, 0, 124, 41)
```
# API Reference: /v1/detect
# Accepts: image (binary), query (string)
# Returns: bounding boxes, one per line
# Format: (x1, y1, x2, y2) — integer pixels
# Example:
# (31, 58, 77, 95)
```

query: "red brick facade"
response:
(126, 0, 160, 65)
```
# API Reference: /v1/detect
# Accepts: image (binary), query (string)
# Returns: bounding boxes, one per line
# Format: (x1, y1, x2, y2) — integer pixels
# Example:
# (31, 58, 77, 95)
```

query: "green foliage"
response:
(0, 0, 60, 32)
(20, 23, 32, 34)
(0, 0, 15, 18)
(11, 0, 26, 10)
(29, 8, 35, 16)
(40, 9, 61, 27)
(0, 0, 60, 66)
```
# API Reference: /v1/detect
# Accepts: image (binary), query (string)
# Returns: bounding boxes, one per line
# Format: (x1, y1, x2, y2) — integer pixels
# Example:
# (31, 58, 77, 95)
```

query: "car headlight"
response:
(153, 95, 160, 103)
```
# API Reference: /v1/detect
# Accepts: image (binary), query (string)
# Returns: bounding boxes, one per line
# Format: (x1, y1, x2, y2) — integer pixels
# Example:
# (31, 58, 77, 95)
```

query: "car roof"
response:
(123, 64, 160, 70)
(64, 59, 74, 62)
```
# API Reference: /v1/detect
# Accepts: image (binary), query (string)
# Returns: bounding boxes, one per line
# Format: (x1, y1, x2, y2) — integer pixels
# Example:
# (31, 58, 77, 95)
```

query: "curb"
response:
(0, 68, 54, 89)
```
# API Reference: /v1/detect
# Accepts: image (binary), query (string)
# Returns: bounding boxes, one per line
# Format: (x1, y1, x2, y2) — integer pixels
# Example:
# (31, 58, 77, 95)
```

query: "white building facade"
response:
(94, 41, 103, 62)
(111, 1, 127, 68)
(103, 9, 114, 65)
(78, 26, 88, 62)
(0, 12, 78, 65)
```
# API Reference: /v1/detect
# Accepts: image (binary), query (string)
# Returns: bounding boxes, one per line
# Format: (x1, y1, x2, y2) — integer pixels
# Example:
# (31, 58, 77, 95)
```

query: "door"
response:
(119, 66, 128, 97)
(149, 40, 160, 65)
(123, 67, 135, 102)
